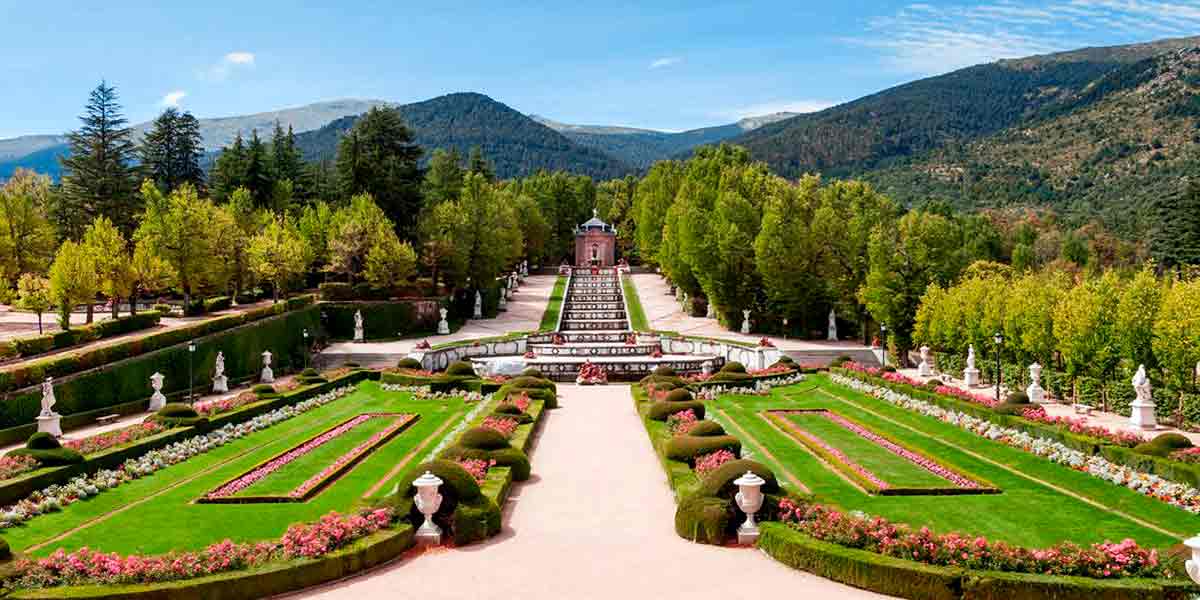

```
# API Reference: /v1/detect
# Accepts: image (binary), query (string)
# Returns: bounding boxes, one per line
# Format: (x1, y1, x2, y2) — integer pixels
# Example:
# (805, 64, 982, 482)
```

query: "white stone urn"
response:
(1185, 535, 1200, 585)
(260, 350, 275, 383)
(963, 345, 980, 387)
(437, 308, 450, 335)
(734, 471, 765, 544)
(149, 372, 167, 411)
(741, 309, 751, 335)
(1026, 362, 1045, 403)
(212, 351, 229, 393)
(413, 471, 444, 546)
(918, 346, 933, 377)
(1129, 364, 1156, 430)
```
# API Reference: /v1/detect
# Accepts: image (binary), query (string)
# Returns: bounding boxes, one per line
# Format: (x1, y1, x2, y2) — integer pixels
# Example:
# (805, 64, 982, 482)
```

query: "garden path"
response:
(287, 384, 886, 600)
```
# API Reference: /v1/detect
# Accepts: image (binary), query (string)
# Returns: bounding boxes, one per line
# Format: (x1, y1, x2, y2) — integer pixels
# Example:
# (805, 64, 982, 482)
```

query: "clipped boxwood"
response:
(396, 357, 422, 370)
(430, 375, 477, 394)
(675, 494, 734, 545)
(252, 384, 276, 396)
(520, 367, 543, 378)
(150, 403, 209, 428)
(394, 460, 499, 546)
(665, 435, 741, 463)
(647, 399, 706, 421)
(441, 445, 531, 481)
(665, 388, 693, 403)
(25, 431, 59, 450)
(688, 421, 726, 437)
(11, 433, 84, 466)
(204, 296, 232, 313)
(720, 362, 747, 374)
(444, 361, 477, 377)
(696, 459, 779, 499)
(459, 427, 511, 451)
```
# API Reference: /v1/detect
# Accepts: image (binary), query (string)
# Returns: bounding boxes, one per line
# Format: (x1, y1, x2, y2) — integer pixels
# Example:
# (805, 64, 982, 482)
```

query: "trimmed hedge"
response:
(393, 460, 501, 546)
(204, 296, 232, 313)
(459, 427, 511, 450)
(647, 399, 706, 421)
(665, 388, 693, 403)
(10, 433, 83, 466)
(696, 459, 779, 499)
(10, 311, 162, 358)
(675, 495, 734, 544)
(441, 445, 532, 481)
(688, 421, 726, 437)
(321, 301, 442, 340)
(150, 403, 208, 428)
(664, 435, 741, 463)
(445, 361, 476, 377)
(396, 358, 422, 369)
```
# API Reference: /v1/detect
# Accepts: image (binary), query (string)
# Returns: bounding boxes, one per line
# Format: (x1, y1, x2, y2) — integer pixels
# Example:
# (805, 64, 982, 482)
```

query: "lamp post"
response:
(187, 341, 196, 404)
(302, 328, 310, 370)
(993, 332, 1004, 404)
(879, 324, 888, 368)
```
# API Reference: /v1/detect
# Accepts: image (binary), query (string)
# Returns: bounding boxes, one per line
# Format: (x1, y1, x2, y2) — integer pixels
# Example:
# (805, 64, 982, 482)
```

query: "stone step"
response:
(564, 310, 626, 320)
(567, 294, 622, 302)
(560, 320, 629, 331)
(565, 302, 624, 310)
(527, 332, 632, 344)
(524, 354, 723, 382)
(528, 342, 661, 357)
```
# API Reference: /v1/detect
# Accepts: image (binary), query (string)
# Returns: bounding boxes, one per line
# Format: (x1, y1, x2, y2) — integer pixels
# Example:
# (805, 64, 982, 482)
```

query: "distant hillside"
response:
(0, 135, 66, 161)
(734, 35, 1200, 179)
(294, 93, 632, 179)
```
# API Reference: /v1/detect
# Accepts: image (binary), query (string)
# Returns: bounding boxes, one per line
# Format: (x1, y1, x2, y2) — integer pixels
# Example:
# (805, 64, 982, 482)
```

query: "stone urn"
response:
(413, 471, 444, 546)
(734, 471, 765, 544)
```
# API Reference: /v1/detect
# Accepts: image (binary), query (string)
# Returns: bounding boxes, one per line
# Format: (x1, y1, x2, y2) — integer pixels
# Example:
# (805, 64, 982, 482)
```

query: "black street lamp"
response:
(303, 328, 310, 369)
(187, 341, 196, 404)
(879, 324, 888, 368)
(993, 332, 1004, 404)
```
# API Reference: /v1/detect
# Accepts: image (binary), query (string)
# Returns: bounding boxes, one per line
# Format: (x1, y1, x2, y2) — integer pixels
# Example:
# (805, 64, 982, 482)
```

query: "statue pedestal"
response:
(498, 295, 507, 310)
(918, 361, 933, 377)
(261, 367, 274, 384)
(963, 368, 980, 387)
(37, 413, 62, 437)
(1130, 399, 1157, 430)
(437, 319, 450, 335)
(212, 375, 228, 394)
(1027, 382, 1045, 403)
(354, 326, 364, 343)
(149, 391, 167, 411)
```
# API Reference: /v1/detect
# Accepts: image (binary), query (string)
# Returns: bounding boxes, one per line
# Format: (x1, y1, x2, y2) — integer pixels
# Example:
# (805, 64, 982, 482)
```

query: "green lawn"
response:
(539, 275, 568, 331)
(707, 373, 1200, 550)
(4, 382, 468, 556)
(621, 274, 649, 331)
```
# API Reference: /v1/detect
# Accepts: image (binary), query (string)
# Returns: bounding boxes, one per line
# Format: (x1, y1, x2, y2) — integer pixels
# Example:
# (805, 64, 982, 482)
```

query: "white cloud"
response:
(649, 56, 682, 69)
(224, 51, 255, 65)
(848, 1, 1200, 76)
(160, 90, 187, 107)
(200, 51, 257, 81)
(716, 100, 839, 121)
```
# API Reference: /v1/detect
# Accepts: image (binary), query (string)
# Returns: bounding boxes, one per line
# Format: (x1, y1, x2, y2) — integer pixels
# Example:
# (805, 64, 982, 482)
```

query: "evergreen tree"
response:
(140, 107, 205, 193)
(467, 146, 495, 182)
(209, 133, 248, 203)
(422, 148, 464, 206)
(243, 130, 272, 207)
(270, 122, 307, 199)
(57, 81, 141, 238)
(1151, 179, 1200, 269)
(335, 107, 423, 241)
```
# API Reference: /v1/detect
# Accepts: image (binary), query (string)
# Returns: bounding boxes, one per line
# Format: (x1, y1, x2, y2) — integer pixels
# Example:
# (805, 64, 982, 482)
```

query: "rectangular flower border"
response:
(198, 412, 418, 504)
(766, 409, 998, 496)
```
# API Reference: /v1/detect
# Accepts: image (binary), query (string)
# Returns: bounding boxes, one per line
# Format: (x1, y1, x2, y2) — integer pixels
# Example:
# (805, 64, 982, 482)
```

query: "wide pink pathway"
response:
(287, 384, 886, 600)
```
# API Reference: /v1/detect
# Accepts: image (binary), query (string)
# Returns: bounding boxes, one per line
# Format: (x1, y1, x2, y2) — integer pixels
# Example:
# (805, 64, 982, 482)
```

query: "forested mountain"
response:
(294, 93, 632, 179)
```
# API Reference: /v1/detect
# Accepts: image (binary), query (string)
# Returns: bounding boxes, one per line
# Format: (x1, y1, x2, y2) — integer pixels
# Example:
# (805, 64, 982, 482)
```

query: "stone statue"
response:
(437, 308, 450, 335)
(1130, 364, 1156, 429)
(963, 345, 980, 387)
(498, 283, 508, 309)
(261, 350, 274, 383)
(40, 377, 57, 417)
(741, 309, 751, 335)
(353, 310, 364, 343)
(706, 302, 716, 319)
(212, 351, 229, 393)
(473, 291, 483, 319)
(149, 372, 167, 411)
(918, 346, 933, 377)
(827, 309, 838, 341)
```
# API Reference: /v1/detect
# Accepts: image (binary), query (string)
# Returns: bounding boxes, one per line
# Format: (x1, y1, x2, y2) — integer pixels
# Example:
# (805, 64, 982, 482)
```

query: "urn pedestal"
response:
(963, 368, 980, 387)
(36, 413, 62, 437)
(212, 375, 228, 394)
(1130, 399, 1157, 430)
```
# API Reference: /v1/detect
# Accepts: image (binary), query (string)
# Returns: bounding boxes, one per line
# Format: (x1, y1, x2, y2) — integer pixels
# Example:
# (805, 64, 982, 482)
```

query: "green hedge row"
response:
(321, 301, 442, 340)
(0, 295, 315, 396)
(9, 311, 163, 358)
(757, 524, 1195, 600)
(0, 303, 319, 431)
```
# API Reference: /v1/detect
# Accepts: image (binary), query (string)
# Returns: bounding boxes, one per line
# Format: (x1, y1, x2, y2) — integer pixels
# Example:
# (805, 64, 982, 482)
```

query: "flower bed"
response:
(456, 458, 496, 483)
(194, 392, 262, 417)
(694, 449, 736, 476)
(667, 409, 698, 435)
(502, 392, 531, 413)
(0, 386, 357, 528)
(0, 454, 39, 482)
(480, 416, 519, 439)
(9, 509, 394, 590)
(379, 383, 486, 403)
(576, 361, 608, 385)
(831, 373, 1200, 513)
(775, 498, 1168, 579)
(60, 422, 168, 456)
(694, 372, 807, 400)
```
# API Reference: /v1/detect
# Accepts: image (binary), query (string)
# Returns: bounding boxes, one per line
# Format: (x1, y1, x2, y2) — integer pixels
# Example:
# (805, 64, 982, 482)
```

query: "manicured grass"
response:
(538, 275, 568, 332)
(430, 331, 529, 350)
(3, 382, 468, 557)
(621, 274, 650, 331)
(706, 373, 1200, 550)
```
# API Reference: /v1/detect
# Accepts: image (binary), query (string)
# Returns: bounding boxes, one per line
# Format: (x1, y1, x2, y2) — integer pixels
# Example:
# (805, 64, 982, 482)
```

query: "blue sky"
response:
(3, 1, 1200, 138)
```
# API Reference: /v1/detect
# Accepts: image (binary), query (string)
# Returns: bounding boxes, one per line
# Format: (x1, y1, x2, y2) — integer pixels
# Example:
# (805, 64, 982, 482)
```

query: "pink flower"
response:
(694, 449, 736, 475)
(481, 416, 519, 439)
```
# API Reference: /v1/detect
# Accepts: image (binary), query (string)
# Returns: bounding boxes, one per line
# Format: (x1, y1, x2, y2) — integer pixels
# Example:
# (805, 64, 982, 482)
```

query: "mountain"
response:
(0, 135, 67, 161)
(734, 35, 1200, 179)
(293, 92, 632, 179)
(533, 112, 798, 168)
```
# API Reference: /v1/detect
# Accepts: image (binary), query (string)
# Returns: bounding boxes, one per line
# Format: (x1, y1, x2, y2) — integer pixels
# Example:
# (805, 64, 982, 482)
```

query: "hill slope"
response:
(294, 93, 632, 179)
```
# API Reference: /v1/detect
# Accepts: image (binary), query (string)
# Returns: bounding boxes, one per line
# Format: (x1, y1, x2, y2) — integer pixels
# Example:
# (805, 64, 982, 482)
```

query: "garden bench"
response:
(95, 414, 121, 426)
(1072, 403, 1093, 416)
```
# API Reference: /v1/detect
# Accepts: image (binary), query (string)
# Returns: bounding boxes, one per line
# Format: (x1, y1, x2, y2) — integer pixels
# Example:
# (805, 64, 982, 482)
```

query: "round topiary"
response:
(1006, 391, 1030, 404)
(252, 384, 276, 395)
(647, 399, 706, 421)
(776, 355, 796, 364)
(401, 459, 483, 503)
(26, 432, 60, 451)
(720, 362, 746, 374)
(650, 381, 678, 392)
(445, 361, 477, 377)
(697, 459, 780, 499)
(396, 357, 422, 369)
(926, 379, 944, 387)
(1133, 442, 1170, 457)
(675, 495, 734, 545)
(881, 365, 897, 373)
(653, 366, 677, 377)
(665, 388, 693, 403)
(441, 445, 532, 481)
(665, 435, 741, 463)
(688, 421, 726, 437)
(158, 403, 200, 418)
(345, 361, 361, 368)
(459, 427, 511, 451)
(521, 367, 544, 378)
(300, 368, 319, 377)
(494, 403, 524, 416)
(1153, 433, 1193, 450)
(507, 376, 556, 391)
(710, 371, 753, 382)
(830, 355, 853, 368)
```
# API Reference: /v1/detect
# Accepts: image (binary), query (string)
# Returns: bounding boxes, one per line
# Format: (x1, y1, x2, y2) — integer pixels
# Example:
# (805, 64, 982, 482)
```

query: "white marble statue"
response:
(702, 360, 713, 376)
(1130, 364, 1156, 429)
(1026, 362, 1045, 403)
(706, 302, 716, 319)
(963, 345, 981, 387)
(827, 309, 838, 341)
(473, 291, 483, 319)
(149, 372, 167, 411)
(37, 377, 61, 436)
(212, 351, 229, 393)
(741, 309, 751, 335)
(261, 350, 275, 383)
(918, 346, 933, 377)
(437, 308, 450, 335)
(353, 310, 364, 343)
(40, 377, 57, 417)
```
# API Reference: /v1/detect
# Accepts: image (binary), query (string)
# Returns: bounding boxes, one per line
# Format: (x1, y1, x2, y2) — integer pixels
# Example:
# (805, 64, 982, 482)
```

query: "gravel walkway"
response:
(287, 384, 886, 600)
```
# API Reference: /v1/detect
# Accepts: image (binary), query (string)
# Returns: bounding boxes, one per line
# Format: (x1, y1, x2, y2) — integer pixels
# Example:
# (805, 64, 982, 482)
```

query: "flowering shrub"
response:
(0, 454, 39, 481)
(455, 458, 496, 483)
(194, 392, 261, 417)
(10, 509, 394, 589)
(380, 384, 486, 403)
(776, 498, 1167, 579)
(667, 409, 698, 435)
(0, 386, 357, 528)
(481, 416, 519, 438)
(747, 365, 794, 377)
(61, 422, 167, 456)
(502, 392, 531, 413)
(694, 449, 736, 476)
(933, 385, 998, 408)
(576, 361, 608, 385)
(693, 373, 806, 401)
(831, 373, 1200, 513)
(1172, 447, 1200, 463)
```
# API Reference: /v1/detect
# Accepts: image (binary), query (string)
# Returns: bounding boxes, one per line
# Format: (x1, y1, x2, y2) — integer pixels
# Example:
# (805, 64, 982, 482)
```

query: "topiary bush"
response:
(688, 421, 726, 437)
(647, 399, 706, 421)
(1153, 433, 1193, 450)
(506, 376, 556, 392)
(653, 366, 677, 377)
(25, 432, 59, 451)
(925, 379, 944, 388)
(441, 445, 532, 481)
(11, 432, 84, 465)
(151, 402, 209, 427)
(696, 459, 780, 499)
(665, 388, 693, 403)
(829, 355, 853, 368)
(0, 535, 10, 561)
(665, 435, 741, 463)
(520, 367, 543, 378)
(720, 362, 746, 374)
(300, 368, 319, 377)
(640, 374, 686, 391)
(396, 357, 422, 370)
(710, 371, 753, 382)
(252, 384, 276, 395)
(1006, 391, 1030, 404)
(391, 459, 501, 545)
(675, 494, 734, 544)
(459, 427, 511, 451)
(445, 361, 477, 377)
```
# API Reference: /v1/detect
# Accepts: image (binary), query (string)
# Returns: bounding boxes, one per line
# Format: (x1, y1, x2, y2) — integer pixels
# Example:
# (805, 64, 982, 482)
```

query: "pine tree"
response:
(57, 82, 141, 239)
(209, 133, 248, 203)
(467, 146, 495, 182)
(140, 107, 204, 193)
(1152, 179, 1200, 269)
(335, 107, 423, 241)
(270, 123, 307, 200)
(244, 130, 272, 207)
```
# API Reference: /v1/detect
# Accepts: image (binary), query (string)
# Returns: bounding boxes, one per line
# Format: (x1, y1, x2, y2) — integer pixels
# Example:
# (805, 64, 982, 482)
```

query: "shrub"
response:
(445, 361, 477, 377)
(152, 402, 209, 427)
(710, 371, 753, 382)
(12, 433, 83, 466)
(318, 282, 354, 301)
(300, 368, 319, 377)
(430, 375, 476, 393)
(152, 303, 174, 315)
(653, 366, 677, 377)
(675, 495, 733, 545)
(493, 408, 533, 424)
(665, 388, 693, 403)
(396, 357, 423, 369)
(459, 427, 511, 451)
(204, 296, 232, 313)
(647, 399, 706, 421)
(520, 367, 543, 378)
(25, 432, 60, 450)
(507, 376, 556, 391)
(441, 445, 531, 481)
(394, 459, 500, 545)
(664, 435, 741, 463)
(688, 421, 726, 437)
(720, 362, 746, 374)
(1007, 391, 1030, 404)
(651, 381, 678, 392)
(0, 535, 9, 561)
(697, 459, 780, 499)
(830, 355, 853, 368)
(640, 374, 686, 390)
(1153, 433, 1193, 450)
(926, 379, 944, 387)
(252, 384, 276, 396)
